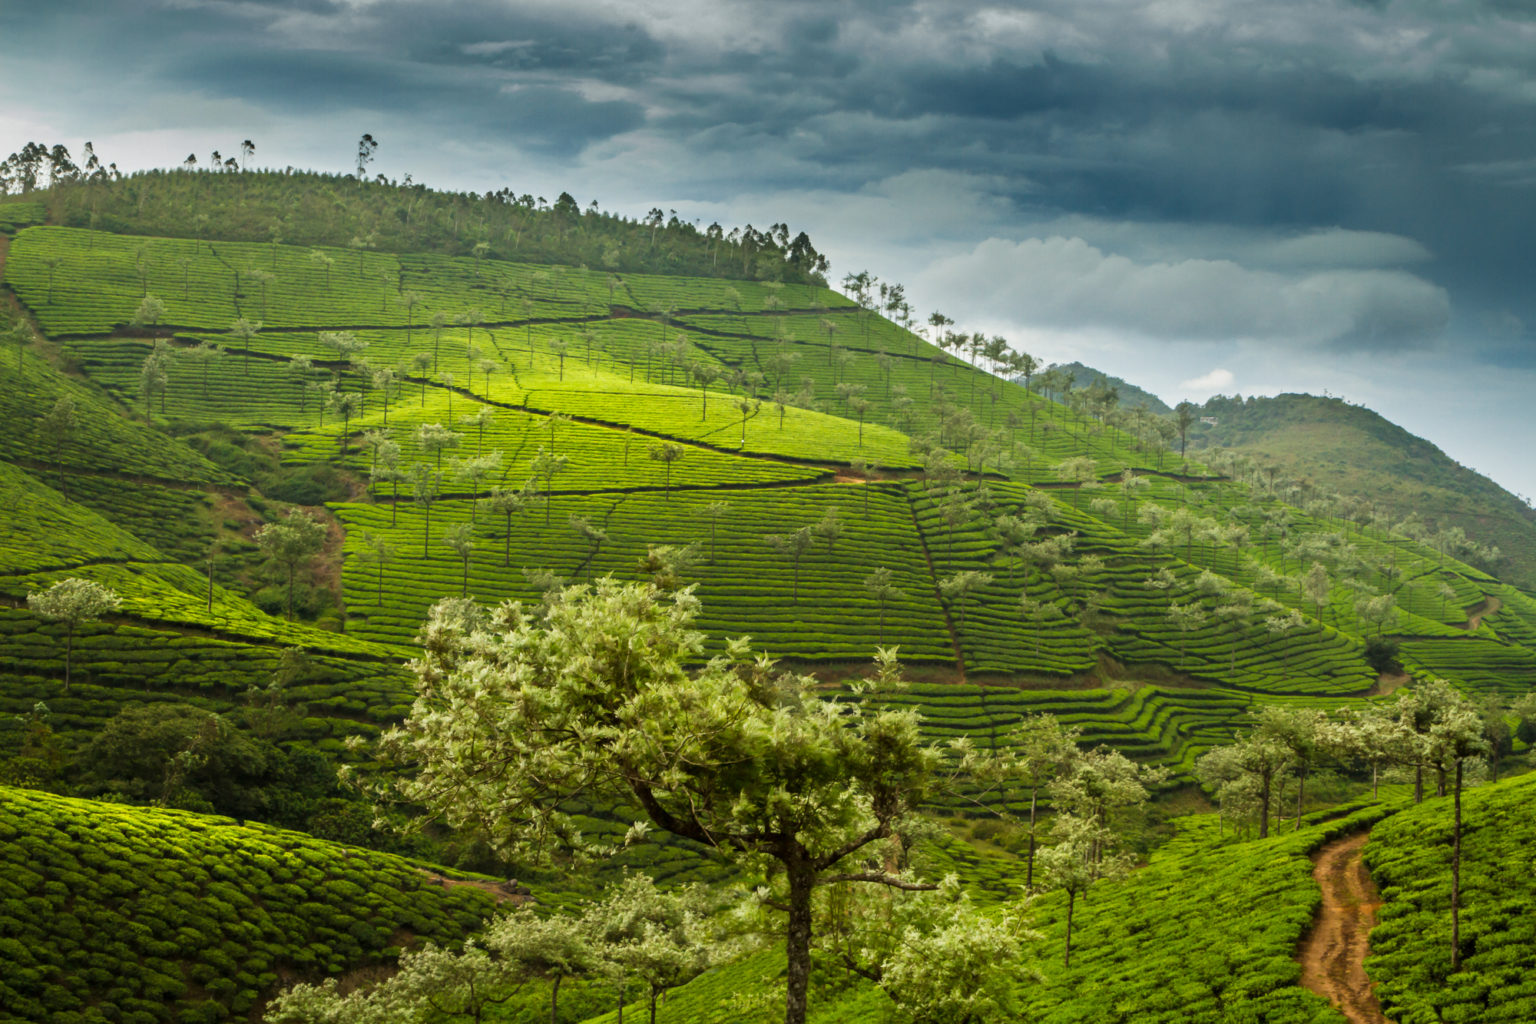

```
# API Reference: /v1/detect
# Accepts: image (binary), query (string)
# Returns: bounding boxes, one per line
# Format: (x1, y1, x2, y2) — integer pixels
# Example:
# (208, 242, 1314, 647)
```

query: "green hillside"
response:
(1189, 392, 1536, 592)
(1363, 769, 1536, 1023)
(0, 786, 500, 1024)
(1, 168, 1534, 1023)
(3, 178, 1532, 787)
(1030, 360, 1172, 415)
(584, 765, 1536, 1024)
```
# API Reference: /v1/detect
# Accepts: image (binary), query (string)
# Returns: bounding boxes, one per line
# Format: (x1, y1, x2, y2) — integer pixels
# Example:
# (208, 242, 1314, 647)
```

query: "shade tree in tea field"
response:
(371, 579, 1030, 1024)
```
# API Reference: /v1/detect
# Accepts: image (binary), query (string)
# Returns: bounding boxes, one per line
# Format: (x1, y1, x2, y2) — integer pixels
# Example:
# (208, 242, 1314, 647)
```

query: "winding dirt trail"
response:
(418, 869, 531, 905)
(1297, 832, 1393, 1024)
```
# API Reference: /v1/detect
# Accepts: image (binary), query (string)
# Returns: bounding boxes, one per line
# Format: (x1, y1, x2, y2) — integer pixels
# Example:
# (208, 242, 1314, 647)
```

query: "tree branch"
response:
(817, 871, 937, 891)
(835, 952, 884, 984)
(813, 822, 889, 871)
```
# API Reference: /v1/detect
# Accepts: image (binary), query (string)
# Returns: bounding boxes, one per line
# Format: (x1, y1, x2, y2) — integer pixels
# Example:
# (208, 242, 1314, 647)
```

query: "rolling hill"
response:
(1188, 392, 1536, 592)
(2, 171, 1534, 1021)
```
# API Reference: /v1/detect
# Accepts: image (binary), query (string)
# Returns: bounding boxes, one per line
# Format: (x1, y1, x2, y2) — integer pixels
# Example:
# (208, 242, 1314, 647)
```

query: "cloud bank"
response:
(919, 236, 1450, 350)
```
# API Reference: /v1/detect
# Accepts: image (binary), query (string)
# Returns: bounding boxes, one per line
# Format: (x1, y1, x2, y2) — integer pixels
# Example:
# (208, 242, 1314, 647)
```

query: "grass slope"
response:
(0, 785, 498, 1024)
(1190, 393, 1536, 592)
(1364, 770, 1536, 1023)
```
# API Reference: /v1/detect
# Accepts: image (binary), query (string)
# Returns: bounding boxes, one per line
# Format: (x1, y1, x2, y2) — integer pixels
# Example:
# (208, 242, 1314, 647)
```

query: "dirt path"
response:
(1368, 670, 1411, 697)
(1465, 594, 1501, 631)
(1297, 832, 1393, 1024)
(418, 870, 531, 905)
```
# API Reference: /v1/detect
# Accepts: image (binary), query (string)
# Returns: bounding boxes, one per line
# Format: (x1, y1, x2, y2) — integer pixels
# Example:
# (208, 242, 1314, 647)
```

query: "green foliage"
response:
(30, 169, 829, 284)
(81, 703, 338, 825)
(0, 786, 498, 1023)
(1364, 771, 1536, 1023)
(1191, 392, 1536, 591)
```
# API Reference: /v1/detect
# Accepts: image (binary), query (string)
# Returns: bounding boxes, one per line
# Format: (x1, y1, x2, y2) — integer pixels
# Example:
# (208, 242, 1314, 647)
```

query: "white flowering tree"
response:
(371, 579, 1011, 1024)
(27, 578, 121, 691)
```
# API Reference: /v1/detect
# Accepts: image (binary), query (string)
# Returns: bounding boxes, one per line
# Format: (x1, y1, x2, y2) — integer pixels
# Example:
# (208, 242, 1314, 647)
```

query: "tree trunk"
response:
(1064, 890, 1075, 967)
(784, 861, 816, 1024)
(1295, 768, 1306, 831)
(1258, 775, 1270, 839)
(63, 623, 74, 691)
(550, 974, 561, 1024)
(1026, 786, 1038, 890)
(1452, 758, 1463, 971)
(1415, 764, 1424, 804)
(649, 987, 659, 1024)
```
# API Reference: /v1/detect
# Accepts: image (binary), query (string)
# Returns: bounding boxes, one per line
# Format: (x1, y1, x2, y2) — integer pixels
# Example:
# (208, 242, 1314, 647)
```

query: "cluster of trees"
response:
(271, 874, 722, 1024)
(2, 140, 830, 284)
(0, 633, 400, 849)
(0, 140, 119, 194)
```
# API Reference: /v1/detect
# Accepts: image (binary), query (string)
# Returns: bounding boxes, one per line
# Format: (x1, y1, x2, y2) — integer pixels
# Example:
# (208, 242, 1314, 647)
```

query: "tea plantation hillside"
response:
(4, 191, 1534, 799)
(1190, 392, 1536, 592)
(2, 168, 1535, 1024)
(1363, 769, 1536, 1023)
(579, 801, 1398, 1023)
(0, 785, 501, 1024)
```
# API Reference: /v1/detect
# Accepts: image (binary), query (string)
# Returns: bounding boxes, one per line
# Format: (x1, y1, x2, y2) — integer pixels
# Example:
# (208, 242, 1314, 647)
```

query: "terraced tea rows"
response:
(1365, 771, 1536, 1023)
(0, 786, 498, 1023)
(335, 483, 956, 661)
(2, 215, 1526, 815)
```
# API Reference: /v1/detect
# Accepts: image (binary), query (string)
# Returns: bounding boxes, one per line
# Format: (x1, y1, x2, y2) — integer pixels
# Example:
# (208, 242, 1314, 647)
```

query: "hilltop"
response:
(1189, 393, 1536, 592)
(1031, 361, 1172, 416)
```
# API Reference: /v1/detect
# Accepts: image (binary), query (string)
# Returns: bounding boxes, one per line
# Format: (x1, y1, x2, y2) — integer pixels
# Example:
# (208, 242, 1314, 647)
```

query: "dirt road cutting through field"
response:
(1297, 832, 1393, 1024)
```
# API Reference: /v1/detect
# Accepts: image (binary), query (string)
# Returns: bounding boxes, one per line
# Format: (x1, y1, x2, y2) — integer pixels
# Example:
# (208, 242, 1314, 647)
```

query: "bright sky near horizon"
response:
(2, 0, 1533, 500)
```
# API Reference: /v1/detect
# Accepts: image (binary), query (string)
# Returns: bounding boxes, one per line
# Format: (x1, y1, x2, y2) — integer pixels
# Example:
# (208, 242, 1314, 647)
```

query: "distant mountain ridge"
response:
(1188, 392, 1536, 592)
(1036, 361, 1173, 415)
(1015, 361, 1536, 592)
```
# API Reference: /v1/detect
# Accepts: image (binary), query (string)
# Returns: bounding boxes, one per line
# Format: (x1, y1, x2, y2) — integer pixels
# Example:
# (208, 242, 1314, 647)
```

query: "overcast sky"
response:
(3, 0, 1534, 500)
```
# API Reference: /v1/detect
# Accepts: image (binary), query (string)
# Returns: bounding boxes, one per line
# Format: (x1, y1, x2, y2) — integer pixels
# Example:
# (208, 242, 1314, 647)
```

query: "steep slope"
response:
(1190, 393, 1536, 591)
(1, 187, 1531, 815)
(0, 786, 500, 1023)
(1363, 770, 1536, 1023)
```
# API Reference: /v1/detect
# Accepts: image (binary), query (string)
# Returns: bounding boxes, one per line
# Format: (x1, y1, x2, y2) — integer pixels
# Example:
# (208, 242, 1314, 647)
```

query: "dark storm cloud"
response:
(166, 46, 644, 156)
(348, 0, 667, 78)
